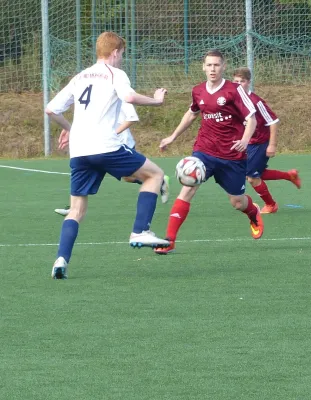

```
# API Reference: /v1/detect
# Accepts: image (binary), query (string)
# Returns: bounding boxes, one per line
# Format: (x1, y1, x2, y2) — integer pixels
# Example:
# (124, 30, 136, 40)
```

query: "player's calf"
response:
(132, 158, 164, 194)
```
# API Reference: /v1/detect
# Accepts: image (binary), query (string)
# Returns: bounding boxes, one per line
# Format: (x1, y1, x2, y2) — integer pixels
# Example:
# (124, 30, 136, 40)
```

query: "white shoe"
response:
(160, 175, 170, 204)
(129, 230, 170, 248)
(51, 257, 68, 279)
(54, 206, 70, 216)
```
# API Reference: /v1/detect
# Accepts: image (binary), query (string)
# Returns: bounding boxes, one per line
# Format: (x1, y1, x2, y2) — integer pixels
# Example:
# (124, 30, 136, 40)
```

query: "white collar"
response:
(205, 79, 225, 94)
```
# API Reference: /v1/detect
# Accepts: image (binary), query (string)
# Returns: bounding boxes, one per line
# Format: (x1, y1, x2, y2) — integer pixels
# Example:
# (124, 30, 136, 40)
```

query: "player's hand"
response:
(154, 88, 167, 104)
(230, 139, 248, 152)
(58, 129, 70, 150)
(159, 135, 174, 151)
(266, 144, 276, 157)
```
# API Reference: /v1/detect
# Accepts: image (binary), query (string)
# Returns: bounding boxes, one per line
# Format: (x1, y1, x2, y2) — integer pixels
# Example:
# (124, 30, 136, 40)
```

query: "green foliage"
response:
(278, 0, 311, 4)
(0, 0, 311, 92)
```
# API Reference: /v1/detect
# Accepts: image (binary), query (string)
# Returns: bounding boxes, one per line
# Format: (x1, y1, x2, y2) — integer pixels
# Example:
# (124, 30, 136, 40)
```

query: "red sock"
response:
(166, 199, 190, 241)
(253, 180, 275, 206)
(242, 195, 258, 222)
(261, 169, 290, 181)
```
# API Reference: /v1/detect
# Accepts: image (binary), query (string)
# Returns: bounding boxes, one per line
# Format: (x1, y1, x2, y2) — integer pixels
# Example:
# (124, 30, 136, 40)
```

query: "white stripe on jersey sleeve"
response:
(257, 101, 279, 126)
(237, 85, 256, 116)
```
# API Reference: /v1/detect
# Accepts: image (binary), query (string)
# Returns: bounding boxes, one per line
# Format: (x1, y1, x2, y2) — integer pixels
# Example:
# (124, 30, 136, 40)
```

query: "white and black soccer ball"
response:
(175, 156, 206, 187)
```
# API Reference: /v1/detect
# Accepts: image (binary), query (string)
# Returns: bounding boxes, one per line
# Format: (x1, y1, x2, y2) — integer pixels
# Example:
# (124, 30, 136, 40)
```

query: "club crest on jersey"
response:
(217, 96, 226, 106)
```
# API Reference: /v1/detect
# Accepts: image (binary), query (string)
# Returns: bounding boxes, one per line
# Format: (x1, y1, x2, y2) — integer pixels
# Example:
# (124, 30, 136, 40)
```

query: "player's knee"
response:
(155, 168, 164, 182)
(69, 205, 87, 222)
(178, 185, 198, 202)
(247, 176, 260, 186)
(137, 161, 164, 183)
(146, 166, 164, 183)
(230, 198, 244, 210)
(123, 176, 135, 183)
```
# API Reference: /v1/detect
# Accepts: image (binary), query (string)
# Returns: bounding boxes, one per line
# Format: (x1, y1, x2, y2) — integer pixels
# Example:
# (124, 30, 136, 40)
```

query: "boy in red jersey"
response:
(155, 50, 264, 255)
(233, 67, 301, 214)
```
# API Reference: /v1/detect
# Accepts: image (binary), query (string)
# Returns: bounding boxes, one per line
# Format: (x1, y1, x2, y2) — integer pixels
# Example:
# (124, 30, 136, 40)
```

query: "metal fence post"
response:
(76, 0, 82, 72)
(184, 0, 189, 75)
(41, 0, 51, 156)
(92, 0, 97, 64)
(130, 0, 136, 88)
(245, 0, 254, 90)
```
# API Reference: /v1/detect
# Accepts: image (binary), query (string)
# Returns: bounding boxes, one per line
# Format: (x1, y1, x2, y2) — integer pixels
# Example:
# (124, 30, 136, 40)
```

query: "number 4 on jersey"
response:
(78, 85, 93, 109)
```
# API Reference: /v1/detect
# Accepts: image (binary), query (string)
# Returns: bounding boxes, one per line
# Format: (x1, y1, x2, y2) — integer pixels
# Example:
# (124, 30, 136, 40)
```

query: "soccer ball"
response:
(175, 156, 206, 187)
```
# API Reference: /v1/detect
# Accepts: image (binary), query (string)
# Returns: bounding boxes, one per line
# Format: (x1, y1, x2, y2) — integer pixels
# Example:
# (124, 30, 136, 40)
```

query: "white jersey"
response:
(47, 62, 135, 158)
(117, 102, 139, 149)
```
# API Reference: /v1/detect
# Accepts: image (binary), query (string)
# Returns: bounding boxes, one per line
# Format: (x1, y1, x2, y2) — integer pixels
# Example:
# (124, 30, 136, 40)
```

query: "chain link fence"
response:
(0, 0, 310, 93)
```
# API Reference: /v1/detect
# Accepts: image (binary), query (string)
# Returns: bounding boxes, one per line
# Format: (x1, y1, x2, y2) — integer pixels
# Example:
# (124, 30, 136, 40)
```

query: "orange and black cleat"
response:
(154, 239, 175, 255)
(288, 169, 301, 189)
(261, 202, 279, 214)
(250, 204, 264, 239)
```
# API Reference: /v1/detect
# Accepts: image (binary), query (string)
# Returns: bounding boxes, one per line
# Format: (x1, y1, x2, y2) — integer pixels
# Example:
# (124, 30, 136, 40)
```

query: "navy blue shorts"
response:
(70, 145, 146, 196)
(192, 151, 247, 196)
(247, 142, 269, 178)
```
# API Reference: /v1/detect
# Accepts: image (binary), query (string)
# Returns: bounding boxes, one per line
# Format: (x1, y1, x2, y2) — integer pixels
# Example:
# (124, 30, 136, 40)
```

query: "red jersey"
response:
(190, 79, 256, 160)
(248, 92, 279, 145)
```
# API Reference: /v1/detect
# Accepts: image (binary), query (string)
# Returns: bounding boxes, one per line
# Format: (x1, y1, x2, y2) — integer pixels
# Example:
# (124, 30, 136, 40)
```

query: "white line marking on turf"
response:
(0, 165, 70, 175)
(0, 237, 310, 248)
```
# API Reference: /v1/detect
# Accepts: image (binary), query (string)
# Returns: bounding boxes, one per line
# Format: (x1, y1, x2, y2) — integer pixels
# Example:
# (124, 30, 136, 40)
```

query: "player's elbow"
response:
(190, 112, 198, 121)
(252, 117, 257, 128)
(124, 93, 135, 104)
(187, 110, 198, 123)
(45, 107, 53, 116)
(248, 114, 257, 128)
